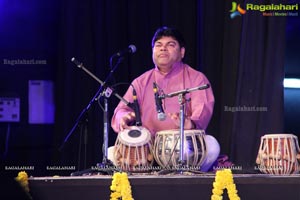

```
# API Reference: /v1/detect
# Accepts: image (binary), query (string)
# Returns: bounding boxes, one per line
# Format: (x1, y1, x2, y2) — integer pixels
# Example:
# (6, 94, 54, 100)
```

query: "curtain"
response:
(53, 0, 285, 173)
(230, 10, 285, 171)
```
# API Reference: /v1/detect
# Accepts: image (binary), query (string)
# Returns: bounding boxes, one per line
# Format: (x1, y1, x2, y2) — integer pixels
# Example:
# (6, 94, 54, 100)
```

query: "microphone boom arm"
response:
(71, 57, 132, 107)
(159, 84, 210, 99)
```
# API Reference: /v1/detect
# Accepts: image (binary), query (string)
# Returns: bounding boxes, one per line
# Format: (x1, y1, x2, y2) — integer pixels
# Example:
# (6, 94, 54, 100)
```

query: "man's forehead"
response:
(155, 36, 178, 43)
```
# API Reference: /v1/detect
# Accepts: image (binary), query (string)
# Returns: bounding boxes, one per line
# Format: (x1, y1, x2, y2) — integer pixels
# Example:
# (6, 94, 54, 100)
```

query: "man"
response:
(110, 26, 219, 171)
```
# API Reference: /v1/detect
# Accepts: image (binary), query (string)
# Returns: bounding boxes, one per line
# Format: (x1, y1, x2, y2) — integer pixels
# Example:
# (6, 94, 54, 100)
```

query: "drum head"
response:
(262, 134, 296, 138)
(118, 126, 151, 146)
(156, 129, 205, 136)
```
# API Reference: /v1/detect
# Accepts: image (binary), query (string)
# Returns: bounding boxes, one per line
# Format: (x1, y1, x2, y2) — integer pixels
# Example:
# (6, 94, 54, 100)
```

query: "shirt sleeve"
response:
(188, 70, 215, 130)
(111, 85, 135, 133)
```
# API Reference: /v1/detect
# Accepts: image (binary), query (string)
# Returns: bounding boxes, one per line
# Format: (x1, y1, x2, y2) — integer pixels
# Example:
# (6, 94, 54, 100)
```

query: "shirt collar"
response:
(154, 62, 183, 76)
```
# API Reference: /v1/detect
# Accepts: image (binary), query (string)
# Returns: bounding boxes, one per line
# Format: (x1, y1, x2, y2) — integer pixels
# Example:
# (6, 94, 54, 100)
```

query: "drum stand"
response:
(60, 57, 134, 176)
(158, 84, 210, 174)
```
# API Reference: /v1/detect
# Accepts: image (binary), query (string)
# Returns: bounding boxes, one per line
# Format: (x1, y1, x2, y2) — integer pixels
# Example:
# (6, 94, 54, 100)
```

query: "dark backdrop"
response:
(1, 0, 293, 177)
(54, 0, 286, 173)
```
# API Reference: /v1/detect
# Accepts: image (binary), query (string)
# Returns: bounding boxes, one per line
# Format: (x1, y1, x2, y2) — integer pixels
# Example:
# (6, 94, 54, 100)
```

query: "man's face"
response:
(152, 36, 185, 71)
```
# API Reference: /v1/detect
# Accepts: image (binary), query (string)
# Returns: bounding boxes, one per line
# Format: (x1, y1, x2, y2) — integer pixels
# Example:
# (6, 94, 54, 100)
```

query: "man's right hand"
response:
(119, 112, 136, 131)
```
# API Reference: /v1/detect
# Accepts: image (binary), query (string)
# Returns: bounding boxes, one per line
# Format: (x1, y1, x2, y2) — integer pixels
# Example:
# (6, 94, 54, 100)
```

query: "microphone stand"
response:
(60, 57, 133, 176)
(158, 84, 210, 174)
(102, 97, 109, 164)
(178, 93, 186, 170)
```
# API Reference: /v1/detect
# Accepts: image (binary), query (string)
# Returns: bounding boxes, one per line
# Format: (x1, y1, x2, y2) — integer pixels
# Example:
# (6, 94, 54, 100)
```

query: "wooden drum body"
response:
(153, 129, 206, 169)
(114, 126, 154, 172)
(256, 134, 300, 174)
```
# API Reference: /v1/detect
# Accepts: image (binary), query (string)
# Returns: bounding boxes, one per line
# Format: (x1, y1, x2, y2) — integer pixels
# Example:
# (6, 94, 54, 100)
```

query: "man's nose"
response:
(160, 45, 167, 51)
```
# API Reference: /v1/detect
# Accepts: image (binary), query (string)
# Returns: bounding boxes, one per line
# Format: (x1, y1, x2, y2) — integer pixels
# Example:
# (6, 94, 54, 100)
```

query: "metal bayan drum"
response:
(256, 134, 300, 174)
(153, 129, 206, 170)
(114, 126, 154, 171)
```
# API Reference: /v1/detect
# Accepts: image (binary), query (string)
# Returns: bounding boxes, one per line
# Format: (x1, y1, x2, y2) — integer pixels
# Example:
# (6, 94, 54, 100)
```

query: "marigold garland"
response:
(211, 169, 240, 200)
(110, 172, 134, 200)
(15, 171, 32, 199)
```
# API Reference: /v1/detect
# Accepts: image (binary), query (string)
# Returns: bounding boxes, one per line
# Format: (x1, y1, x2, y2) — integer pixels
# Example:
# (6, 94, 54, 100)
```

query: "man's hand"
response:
(168, 112, 195, 129)
(119, 112, 136, 131)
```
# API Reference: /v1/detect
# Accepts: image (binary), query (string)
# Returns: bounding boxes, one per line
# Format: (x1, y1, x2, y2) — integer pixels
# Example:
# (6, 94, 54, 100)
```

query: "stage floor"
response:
(28, 173, 300, 200)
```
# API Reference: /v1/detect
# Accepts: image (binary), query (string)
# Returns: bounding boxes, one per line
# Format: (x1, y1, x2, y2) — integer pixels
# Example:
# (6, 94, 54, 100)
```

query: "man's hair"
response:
(151, 26, 186, 48)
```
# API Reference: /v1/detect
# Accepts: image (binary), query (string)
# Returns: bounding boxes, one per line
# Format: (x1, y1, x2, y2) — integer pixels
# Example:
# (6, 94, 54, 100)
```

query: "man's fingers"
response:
(120, 120, 130, 131)
(129, 112, 136, 118)
(168, 112, 193, 129)
(168, 112, 179, 120)
(120, 112, 135, 131)
(126, 112, 135, 120)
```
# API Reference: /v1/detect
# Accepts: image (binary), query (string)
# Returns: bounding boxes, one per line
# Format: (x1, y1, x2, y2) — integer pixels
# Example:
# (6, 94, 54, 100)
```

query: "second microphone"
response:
(153, 82, 166, 121)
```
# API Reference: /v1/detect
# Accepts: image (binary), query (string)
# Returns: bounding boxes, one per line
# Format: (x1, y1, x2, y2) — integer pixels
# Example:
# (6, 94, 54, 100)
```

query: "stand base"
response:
(156, 169, 205, 175)
(155, 162, 206, 175)
(71, 160, 119, 176)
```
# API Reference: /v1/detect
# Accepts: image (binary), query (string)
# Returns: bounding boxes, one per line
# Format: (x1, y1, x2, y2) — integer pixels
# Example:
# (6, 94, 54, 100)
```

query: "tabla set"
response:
(112, 127, 300, 175)
(112, 126, 207, 172)
(256, 134, 300, 175)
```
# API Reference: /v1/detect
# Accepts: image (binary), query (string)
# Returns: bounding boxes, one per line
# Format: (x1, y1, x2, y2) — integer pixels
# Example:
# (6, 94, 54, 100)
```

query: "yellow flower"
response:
(16, 171, 28, 180)
(110, 172, 134, 200)
(227, 184, 237, 193)
(110, 185, 117, 191)
(15, 171, 33, 200)
(211, 194, 223, 200)
(211, 169, 240, 200)
(212, 188, 224, 196)
(213, 181, 224, 190)
(110, 191, 122, 199)
(15, 171, 30, 193)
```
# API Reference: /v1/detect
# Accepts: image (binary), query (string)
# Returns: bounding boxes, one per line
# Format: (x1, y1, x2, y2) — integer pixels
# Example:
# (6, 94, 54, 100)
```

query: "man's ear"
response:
(180, 47, 185, 59)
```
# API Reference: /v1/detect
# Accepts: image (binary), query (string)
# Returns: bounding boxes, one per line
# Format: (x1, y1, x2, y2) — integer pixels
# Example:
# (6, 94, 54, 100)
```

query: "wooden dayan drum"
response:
(114, 126, 154, 171)
(256, 134, 300, 174)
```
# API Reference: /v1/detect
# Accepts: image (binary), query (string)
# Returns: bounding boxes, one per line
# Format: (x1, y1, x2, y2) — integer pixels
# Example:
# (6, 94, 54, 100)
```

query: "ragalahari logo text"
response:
(230, 2, 247, 19)
(229, 2, 298, 18)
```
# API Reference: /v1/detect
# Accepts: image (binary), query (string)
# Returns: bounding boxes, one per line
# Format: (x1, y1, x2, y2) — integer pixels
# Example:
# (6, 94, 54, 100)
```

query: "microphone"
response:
(114, 45, 137, 57)
(153, 82, 166, 121)
(132, 88, 142, 126)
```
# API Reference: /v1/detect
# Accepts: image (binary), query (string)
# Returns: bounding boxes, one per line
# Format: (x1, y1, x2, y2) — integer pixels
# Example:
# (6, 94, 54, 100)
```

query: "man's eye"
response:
(168, 43, 176, 47)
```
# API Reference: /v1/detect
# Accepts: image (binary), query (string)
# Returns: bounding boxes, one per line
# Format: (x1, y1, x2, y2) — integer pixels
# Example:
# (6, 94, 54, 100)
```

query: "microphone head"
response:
(128, 44, 137, 54)
(71, 57, 82, 68)
(158, 112, 166, 121)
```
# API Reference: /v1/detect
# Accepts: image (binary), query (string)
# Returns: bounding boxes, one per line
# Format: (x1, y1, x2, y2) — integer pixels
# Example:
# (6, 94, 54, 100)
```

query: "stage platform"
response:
(28, 173, 300, 200)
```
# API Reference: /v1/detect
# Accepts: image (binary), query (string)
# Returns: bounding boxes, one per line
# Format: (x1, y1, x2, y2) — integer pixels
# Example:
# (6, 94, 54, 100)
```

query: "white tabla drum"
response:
(114, 126, 154, 172)
(256, 134, 300, 174)
(153, 129, 206, 170)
